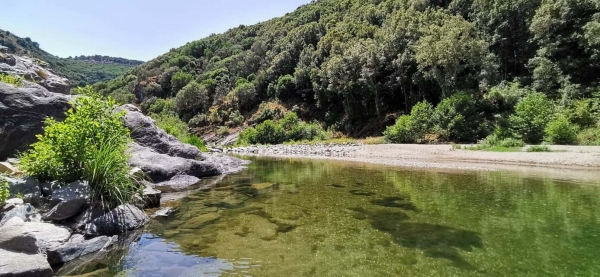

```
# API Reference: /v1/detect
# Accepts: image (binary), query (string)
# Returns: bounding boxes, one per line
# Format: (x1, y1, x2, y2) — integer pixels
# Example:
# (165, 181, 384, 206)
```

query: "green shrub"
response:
(479, 134, 525, 148)
(569, 99, 598, 128)
(174, 81, 209, 118)
(433, 92, 480, 142)
(84, 136, 139, 208)
(544, 114, 578, 145)
(189, 113, 209, 128)
(237, 112, 327, 145)
(151, 112, 208, 152)
(384, 101, 434, 143)
(171, 71, 193, 94)
(252, 102, 284, 124)
(527, 145, 551, 152)
(0, 74, 23, 87)
(0, 179, 8, 204)
(577, 128, 600, 145)
(509, 93, 555, 143)
(186, 135, 208, 152)
(230, 110, 245, 126)
(217, 126, 230, 136)
(19, 86, 136, 208)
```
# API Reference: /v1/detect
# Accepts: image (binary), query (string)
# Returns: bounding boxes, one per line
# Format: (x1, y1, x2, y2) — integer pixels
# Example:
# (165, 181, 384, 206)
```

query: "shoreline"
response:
(226, 144, 600, 182)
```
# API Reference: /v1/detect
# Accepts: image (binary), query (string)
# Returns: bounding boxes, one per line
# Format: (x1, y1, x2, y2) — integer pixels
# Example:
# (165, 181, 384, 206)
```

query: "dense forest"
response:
(0, 29, 142, 86)
(94, 0, 600, 145)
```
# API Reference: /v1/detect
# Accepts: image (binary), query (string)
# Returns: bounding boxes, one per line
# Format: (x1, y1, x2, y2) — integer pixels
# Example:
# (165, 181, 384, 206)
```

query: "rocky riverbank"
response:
(224, 143, 362, 157)
(0, 80, 248, 276)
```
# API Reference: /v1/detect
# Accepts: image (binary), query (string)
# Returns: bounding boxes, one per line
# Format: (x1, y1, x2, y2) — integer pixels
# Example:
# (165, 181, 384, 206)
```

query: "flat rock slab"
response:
(0, 204, 41, 227)
(0, 221, 72, 254)
(0, 249, 53, 277)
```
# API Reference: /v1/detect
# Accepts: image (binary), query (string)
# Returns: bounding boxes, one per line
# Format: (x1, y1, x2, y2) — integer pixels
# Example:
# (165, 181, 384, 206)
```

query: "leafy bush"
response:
(569, 99, 598, 128)
(0, 179, 8, 204)
(252, 102, 284, 124)
(479, 134, 525, 148)
(509, 93, 554, 143)
(433, 92, 480, 142)
(174, 81, 209, 118)
(237, 112, 328, 145)
(0, 74, 23, 87)
(151, 112, 208, 152)
(171, 71, 193, 94)
(544, 114, 578, 145)
(216, 126, 230, 136)
(577, 128, 600, 145)
(189, 113, 209, 128)
(384, 101, 434, 143)
(19, 87, 137, 207)
(527, 145, 551, 152)
(230, 110, 245, 126)
(228, 81, 256, 109)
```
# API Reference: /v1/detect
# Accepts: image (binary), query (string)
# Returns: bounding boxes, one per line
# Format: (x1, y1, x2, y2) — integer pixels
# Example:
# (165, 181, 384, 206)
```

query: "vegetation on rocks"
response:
(151, 112, 208, 152)
(0, 179, 8, 205)
(19, 86, 138, 207)
(0, 73, 23, 87)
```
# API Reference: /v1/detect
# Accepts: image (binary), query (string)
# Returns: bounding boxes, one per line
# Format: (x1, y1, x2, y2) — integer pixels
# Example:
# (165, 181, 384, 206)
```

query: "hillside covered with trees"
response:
(94, 0, 600, 145)
(0, 29, 142, 86)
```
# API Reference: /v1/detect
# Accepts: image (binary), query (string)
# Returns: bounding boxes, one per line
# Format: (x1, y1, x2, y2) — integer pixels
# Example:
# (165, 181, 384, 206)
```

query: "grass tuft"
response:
(0, 74, 23, 87)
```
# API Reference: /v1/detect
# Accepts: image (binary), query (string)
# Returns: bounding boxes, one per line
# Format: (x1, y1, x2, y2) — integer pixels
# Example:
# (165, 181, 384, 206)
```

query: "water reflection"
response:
(65, 157, 600, 276)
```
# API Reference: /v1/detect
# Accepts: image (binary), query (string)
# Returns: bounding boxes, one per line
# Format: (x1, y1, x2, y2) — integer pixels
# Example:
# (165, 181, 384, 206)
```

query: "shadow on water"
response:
(351, 199, 482, 270)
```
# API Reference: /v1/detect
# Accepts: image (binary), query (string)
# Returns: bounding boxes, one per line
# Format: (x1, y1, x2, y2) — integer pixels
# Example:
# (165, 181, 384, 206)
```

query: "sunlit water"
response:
(64, 157, 600, 276)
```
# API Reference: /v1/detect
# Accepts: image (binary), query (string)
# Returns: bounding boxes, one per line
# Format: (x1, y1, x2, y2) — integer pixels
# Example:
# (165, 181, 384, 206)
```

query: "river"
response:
(60, 157, 600, 276)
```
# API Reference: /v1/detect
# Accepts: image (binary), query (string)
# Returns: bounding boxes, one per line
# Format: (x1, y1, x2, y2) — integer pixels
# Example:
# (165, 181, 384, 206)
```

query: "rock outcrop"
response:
(84, 204, 149, 237)
(46, 234, 117, 265)
(0, 82, 72, 160)
(0, 53, 70, 94)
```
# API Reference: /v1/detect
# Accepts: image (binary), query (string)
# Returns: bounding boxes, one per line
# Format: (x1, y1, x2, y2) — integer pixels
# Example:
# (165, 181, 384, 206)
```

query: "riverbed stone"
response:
(155, 174, 201, 191)
(0, 204, 41, 227)
(84, 204, 149, 237)
(3, 176, 40, 198)
(0, 249, 53, 277)
(153, 207, 176, 218)
(0, 162, 17, 173)
(180, 213, 220, 229)
(46, 234, 117, 265)
(0, 221, 71, 254)
(44, 180, 91, 221)
(142, 186, 161, 208)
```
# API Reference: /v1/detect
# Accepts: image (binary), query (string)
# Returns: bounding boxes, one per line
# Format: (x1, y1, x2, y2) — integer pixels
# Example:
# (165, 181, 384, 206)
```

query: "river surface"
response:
(63, 157, 600, 276)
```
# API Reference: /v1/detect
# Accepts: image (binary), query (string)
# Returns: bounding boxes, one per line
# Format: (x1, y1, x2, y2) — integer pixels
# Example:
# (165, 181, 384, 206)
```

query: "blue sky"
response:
(0, 0, 311, 61)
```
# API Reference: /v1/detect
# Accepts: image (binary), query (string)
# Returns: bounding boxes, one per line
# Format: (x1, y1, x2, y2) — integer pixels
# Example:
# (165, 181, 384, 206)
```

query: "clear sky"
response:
(0, 0, 311, 61)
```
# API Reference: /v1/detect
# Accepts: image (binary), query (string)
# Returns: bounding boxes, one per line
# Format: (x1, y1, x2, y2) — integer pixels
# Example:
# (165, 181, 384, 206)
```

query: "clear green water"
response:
(67, 157, 600, 276)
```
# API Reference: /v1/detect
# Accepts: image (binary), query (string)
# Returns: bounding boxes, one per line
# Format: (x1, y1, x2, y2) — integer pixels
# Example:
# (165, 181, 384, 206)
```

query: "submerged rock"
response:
(0, 82, 73, 160)
(46, 234, 117, 265)
(84, 204, 149, 237)
(155, 174, 201, 191)
(0, 249, 53, 277)
(153, 207, 176, 218)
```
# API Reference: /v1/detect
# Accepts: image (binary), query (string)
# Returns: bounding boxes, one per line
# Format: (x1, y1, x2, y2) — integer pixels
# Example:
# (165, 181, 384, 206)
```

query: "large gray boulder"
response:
(0, 82, 72, 160)
(0, 220, 71, 254)
(46, 234, 117, 265)
(43, 180, 91, 221)
(0, 249, 53, 277)
(118, 105, 200, 159)
(84, 204, 149, 237)
(128, 143, 221, 182)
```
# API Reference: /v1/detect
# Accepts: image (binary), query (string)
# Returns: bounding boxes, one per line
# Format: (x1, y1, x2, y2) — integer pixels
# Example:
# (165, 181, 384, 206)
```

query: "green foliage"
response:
(150, 112, 208, 152)
(509, 93, 555, 144)
(216, 126, 230, 136)
(175, 81, 209, 118)
(237, 112, 328, 145)
(433, 92, 480, 142)
(544, 115, 578, 145)
(527, 145, 551, 152)
(384, 101, 434, 143)
(0, 74, 23, 87)
(230, 110, 245, 126)
(19, 86, 136, 207)
(568, 99, 599, 128)
(228, 80, 256, 109)
(171, 71, 193, 94)
(0, 179, 8, 205)
(577, 128, 600, 145)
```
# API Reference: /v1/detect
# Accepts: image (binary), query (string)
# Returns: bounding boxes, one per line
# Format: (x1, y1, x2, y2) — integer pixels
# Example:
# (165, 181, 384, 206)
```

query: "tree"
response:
(433, 92, 481, 142)
(413, 13, 487, 97)
(171, 71, 193, 95)
(174, 81, 209, 119)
